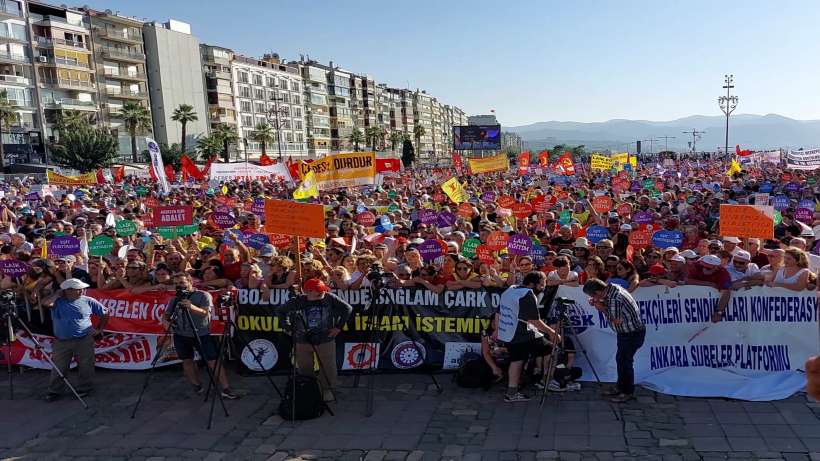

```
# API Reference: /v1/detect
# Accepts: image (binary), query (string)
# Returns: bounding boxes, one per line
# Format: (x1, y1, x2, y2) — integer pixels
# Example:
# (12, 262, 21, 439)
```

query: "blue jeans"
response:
(616, 329, 645, 395)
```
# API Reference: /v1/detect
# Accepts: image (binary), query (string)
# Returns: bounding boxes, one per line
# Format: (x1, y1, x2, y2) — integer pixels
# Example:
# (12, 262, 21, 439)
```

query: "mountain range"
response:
(506, 114, 820, 152)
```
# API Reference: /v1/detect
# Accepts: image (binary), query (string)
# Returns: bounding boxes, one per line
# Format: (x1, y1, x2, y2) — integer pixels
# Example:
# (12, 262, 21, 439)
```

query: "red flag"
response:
(149, 164, 157, 180)
(95, 168, 105, 184)
(555, 152, 575, 176)
(180, 155, 205, 181)
(288, 160, 302, 180)
(112, 166, 125, 183)
(201, 158, 212, 178)
(452, 152, 463, 174)
(259, 153, 273, 166)
(164, 164, 175, 182)
(376, 158, 400, 173)
(517, 151, 531, 175)
(538, 150, 549, 168)
(735, 144, 752, 157)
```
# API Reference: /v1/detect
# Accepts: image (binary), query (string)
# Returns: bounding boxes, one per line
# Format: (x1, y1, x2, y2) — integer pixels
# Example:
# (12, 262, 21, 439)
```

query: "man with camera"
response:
(582, 278, 646, 403)
(41, 278, 109, 402)
(497, 271, 562, 403)
(162, 272, 239, 399)
(276, 278, 353, 402)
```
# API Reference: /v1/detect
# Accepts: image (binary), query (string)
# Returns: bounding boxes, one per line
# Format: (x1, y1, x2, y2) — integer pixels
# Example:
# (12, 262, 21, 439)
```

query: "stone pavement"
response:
(0, 366, 819, 461)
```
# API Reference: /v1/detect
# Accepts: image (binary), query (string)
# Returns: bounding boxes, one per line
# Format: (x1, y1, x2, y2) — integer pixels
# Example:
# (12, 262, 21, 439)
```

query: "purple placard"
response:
(211, 211, 236, 229)
(784, 182, 801, 194)
(586, 226, 611, 244)
(419, 209, 438, 225)
(215, 205, 232, 214)
(794, 208, 813, 224)
(772, 195, 790, 211)
(49, 235, 80, 256)
(630, 181, 642, 192)
(507, 234, 533, 256)
(480, 191, 496, 202)
(24, 192, 40, 202)
(798, 199, 815, 210)
(247, 233, 270, 249)
(437, 211, 456, 228)
(417, 239, 443, 261)
(0, 259, 28, 277)
(633, 211, 653, 224)
(222, 229, 247, 246)
(251, 198, 265, 217)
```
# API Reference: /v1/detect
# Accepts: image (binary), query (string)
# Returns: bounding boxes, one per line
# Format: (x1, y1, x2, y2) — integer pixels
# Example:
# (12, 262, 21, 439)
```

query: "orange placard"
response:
(264, 199, 325, 238)
(511, 203, 533, 219)
(497, 195, 516, 209)
(719, 204, 774, 239)
(487, 231, 509, 250)
(457, 203, 474, 218)
(592, 196, 613, 214)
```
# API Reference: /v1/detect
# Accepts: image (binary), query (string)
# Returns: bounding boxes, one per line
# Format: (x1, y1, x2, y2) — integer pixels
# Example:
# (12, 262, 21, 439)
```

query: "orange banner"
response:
(719, 204, 774, 239)
(467, 154, 510, 174)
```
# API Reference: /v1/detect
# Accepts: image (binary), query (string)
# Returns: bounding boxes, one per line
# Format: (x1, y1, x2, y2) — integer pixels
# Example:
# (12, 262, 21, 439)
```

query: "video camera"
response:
(365, 263, 392, 284)
(175, 288, 193, 301)
(552, 296, 576, 317)
(0, 289, 15, 314)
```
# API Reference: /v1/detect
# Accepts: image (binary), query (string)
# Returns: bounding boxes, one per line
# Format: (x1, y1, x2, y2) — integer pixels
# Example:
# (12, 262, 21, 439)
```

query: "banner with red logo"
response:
(538, 150, 549, 167)
(376, 158, 401, 174)
(554, 152, 576, 176)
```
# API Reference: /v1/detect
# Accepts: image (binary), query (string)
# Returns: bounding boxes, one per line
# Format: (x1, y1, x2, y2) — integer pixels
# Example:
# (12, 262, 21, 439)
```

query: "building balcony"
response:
(36, 56, 94, 71)
(35, 36, 90, 51)
(0, 3, 22, 19)
(0, 74, 30, 85)
(95, 28, 143, 44)
(206, 70, 231, 80)
(99, 48, 145, 63)
(42, 79, 96, 91)
(210, 114, 236, 124)
(103, 69, 146, 81)
(34, 16, 90, 33)
(0, 50, 28, 64)
(44, 98, 97, 111)
(104, 88, 147, 99)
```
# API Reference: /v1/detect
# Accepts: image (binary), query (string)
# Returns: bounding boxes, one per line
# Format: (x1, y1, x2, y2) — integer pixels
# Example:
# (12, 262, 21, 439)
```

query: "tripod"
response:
(204, 291, 287, 429)
(533, 298, 619, 438)
(131, 293, 229, 426)
(351, 280, 442, 417)
(1, 301, 88, 408)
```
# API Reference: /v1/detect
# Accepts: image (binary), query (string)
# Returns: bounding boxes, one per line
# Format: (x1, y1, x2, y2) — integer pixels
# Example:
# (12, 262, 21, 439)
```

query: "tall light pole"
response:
(658, 135, 676, 153)
(267, 91, 288, 160)
(682, 129, 705, 156)
(718, 75, 738, 159)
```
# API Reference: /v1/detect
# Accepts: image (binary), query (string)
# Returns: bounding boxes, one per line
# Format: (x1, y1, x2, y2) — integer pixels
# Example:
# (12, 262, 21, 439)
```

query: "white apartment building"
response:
(232, 54, 306, 159)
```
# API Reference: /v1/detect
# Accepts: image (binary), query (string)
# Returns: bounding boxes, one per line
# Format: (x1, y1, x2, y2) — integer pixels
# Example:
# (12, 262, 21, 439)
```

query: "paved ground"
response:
(0, 366, 819, 461)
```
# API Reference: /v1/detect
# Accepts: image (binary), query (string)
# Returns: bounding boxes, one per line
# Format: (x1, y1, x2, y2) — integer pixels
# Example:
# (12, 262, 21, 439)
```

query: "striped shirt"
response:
(602, 284, 645, 334)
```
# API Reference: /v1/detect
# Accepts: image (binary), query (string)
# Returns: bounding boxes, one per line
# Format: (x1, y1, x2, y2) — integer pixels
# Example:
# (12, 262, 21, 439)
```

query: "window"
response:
(255, 102, 265, 113)
(280, 106, 290, 117)
(290, 81, 299, 92)
(281, 119, 291, 129)
(256, 116, 266, 127)
(294, 120, 303, 131)
(253, 74, 262, 86)
(240, 100, 251, 112)
(242, 115, 253, 126)
(266, 76, 275, 88)
(286, 132, 293, 142)
(292, 94, 300, 105)
(254, 88, 264, 99)
(280, 93, 290, 104)
(279, 78, 288, 89)
(296, 133, 303, 143)
(238, 72, 249, 83)
(310, 94, 326, 106)
(239, 86, 251, 98)
(293, 107, 302, 118)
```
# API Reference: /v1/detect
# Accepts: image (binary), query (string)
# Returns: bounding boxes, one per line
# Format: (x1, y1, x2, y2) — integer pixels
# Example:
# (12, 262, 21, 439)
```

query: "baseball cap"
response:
(670, 255, 686, 263)
(303, 278, 330, 293)
(733, 250, 751, 261)
(619, 224, 632, 232)
(700, 254, 721, 266)
(60, 278, 89, 290)
(258, 244, 277, 258)
(723, 236, 741, 244)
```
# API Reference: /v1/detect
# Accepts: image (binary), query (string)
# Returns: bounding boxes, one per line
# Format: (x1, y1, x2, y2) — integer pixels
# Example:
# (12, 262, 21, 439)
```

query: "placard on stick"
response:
(719, 204, 774, 239)
(264, 199, 325, 238)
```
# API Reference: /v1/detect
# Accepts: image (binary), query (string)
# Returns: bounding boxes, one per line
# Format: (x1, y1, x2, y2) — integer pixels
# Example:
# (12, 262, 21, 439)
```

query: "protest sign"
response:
(507, 234, 532, 256)
(89, 236, 114, 257)
(115, 220, 137, 237)
(586, 226, 610, 244)
(209, 162, 293, 183)
(49, 236, 80, 257)
(442, 177, 468, 203)
(297, 152, 376, 189)
(719, 204, 774, 239)
(652, 230, 684, 249)
(461, 238, 480, 258)
(46, 170, 98, 186)
(590, 154, 612, 171)
(785, 148, 820, 170)
(591, 195, 613, 213)
(154, 206, 193, 227)
(0, 259, 28, 277)
(467, 154, 510, 174)
(264, 199, 325, 238)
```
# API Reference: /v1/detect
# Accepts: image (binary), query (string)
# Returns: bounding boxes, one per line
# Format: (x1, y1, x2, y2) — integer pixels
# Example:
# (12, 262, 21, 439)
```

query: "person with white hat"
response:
(726, 250, 763, 288)
(41, 278, 109, 402)
(686, 255, 732, 322)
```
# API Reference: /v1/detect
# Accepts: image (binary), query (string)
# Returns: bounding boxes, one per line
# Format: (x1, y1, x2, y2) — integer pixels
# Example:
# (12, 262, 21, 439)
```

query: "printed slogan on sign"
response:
(297, 152, 376, 190)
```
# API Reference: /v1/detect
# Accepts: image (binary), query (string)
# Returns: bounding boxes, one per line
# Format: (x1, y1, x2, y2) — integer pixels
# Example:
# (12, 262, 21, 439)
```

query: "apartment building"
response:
(297, 60, 330, 157)
(201, 44, 235, 132)
(231, 53, 305, 159)
(82, 8, 150, 151)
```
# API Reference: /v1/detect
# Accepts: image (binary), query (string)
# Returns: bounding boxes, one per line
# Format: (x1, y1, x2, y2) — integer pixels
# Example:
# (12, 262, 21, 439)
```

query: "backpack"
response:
(455, 353, 495, 390)
(278, 375, 325, 421)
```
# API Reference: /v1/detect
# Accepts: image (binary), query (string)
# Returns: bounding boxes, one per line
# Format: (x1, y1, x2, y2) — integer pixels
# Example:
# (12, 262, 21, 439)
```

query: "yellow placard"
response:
(442, 177, 469, 204)
(590, 153, 612, 171)
(467, 154, 510, 174)
(47, 170, 98, 186)
(610, 153, 637, 171)
(297, 152, 376, 190)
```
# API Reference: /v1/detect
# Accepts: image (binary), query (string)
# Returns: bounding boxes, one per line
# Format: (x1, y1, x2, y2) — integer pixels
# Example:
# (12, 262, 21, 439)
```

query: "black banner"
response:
(232, 287, 501, 372)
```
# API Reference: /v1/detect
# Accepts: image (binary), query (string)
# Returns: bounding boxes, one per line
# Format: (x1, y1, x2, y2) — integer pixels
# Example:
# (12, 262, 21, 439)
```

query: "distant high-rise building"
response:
(468, 114, 499, 126)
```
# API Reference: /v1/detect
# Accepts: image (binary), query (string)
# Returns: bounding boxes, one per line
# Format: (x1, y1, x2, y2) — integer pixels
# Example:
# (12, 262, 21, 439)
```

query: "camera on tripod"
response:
(553, 297, 576, 318)
(0, 289, 16, 313)
(365, 263, 392, 284)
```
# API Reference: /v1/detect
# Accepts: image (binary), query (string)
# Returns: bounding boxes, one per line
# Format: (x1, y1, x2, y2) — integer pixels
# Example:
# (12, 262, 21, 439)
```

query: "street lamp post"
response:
(718, 74, 739, 159)
(267, 91, 288, 161)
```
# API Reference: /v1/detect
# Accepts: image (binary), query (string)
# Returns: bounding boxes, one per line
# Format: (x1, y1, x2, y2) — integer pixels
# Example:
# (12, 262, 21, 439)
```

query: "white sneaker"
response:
(547, 380, 567, 392)
(566, 382, 581, 392)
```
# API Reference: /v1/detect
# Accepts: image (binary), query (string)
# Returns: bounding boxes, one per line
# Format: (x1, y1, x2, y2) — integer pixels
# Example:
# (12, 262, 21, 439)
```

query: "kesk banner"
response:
(550, 285, 818, 401)
(46, 170, 98, 186)
(297, 152, 376, 190)
(467, 153, 510, 174)
(785, 148, 820, 170)
(209, 162, 293, 184)
(590, 153, 612, 170)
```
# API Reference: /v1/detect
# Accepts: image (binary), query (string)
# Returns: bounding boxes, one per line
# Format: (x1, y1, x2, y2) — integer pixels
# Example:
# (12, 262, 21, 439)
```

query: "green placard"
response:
(116, 219, 137, 237)
(52, 232, 66, 237)
(809, 177, 817, 185)
(643, 178, 655, 190)
(558, 210, 571, 225)
(157, 224, 199, 239)
(89, 235, 114, 257)
(136, 185, 148, 197)
(387, 203, 400, 213)
(773, 211, 782, 226)
(176, 224, 199, 236)
(461, 238, 480, 259)
(388, 190, 397, 199)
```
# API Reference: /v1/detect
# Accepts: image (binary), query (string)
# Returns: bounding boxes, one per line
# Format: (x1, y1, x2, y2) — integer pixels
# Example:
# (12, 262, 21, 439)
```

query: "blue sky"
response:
(86, 0, 820, 126)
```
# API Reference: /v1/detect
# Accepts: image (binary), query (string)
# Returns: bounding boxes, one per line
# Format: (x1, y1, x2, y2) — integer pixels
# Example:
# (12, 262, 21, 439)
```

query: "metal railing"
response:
(46, 98, 96, 108)
(44, 78, 95, 90)
(104, 88, 144, 98)
(0, 3, 23, 17)
(0, 50, 28, 63)
(100, 48, 145, 61)
(36, 36, 89, 50)
(97, 28, 141, 42)
(0, 74, 29, 85)
(103, 69, 145, 79)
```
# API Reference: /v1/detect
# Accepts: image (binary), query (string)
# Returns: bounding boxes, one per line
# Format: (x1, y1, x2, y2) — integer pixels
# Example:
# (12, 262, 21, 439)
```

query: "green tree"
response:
(213, 123, 238, 162)
(388, 131, 403, 153)
(348, 128, 364, 152)
(0, 90, 18, 172)
(401, 138, 415, 168)
(120, 102, 152, 163)
(54, 110, 88, 136)
(550, 144, 568, 161)
(251, 122, 275, 157)
(365, 127, 383, 151)
(413, 125, 426, 158)
(50, 125, 118, 172)
(197, 134, 222, 160)
(171, 104, 198, 154)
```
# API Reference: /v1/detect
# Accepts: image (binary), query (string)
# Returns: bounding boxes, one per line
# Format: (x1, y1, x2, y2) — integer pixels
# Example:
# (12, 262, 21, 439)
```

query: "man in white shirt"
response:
(788, 238, 820, 273)
(727, 250, 763, 289)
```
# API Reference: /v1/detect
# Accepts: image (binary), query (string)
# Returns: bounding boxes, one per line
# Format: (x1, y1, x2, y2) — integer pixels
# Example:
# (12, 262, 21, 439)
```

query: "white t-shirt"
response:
(807, 253, 820, 274)
(547, 270, 579, 284)
(726, 263, 760, 282)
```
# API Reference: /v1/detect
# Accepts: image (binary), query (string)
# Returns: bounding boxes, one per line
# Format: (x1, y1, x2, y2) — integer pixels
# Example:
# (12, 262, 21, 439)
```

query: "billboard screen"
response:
(453, 125, 501, 150)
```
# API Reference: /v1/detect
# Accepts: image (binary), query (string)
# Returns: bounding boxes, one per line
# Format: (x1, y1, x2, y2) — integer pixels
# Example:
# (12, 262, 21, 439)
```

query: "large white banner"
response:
(146, 138, 170, 194)
(785, 148, 820, 170)
(209, 162, 293, 184)
(555, 285, 819, 401)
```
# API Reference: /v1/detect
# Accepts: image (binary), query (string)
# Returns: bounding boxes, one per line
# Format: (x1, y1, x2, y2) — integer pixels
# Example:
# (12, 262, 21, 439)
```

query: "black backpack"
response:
(278, 375, 325, 421)
(455, 354, 495, 390)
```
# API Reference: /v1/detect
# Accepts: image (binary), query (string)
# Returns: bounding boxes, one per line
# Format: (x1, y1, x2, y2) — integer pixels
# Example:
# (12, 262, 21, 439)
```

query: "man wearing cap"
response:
(53, 255, 92, 287)
(41, 278, 109, 401)
(686, 255, 732, 322)
(722, 237, 742, 256)
(727, 250, 764, 289)
(277, 278, 353, 402)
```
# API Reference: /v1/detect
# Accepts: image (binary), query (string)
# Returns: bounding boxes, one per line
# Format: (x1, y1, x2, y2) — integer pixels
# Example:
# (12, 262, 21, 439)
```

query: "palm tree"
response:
(348, 128, 364, 152)
(197, 134, 222, 160)
(365, 127, 381, 152)
(413, 125, 426, 158)
(0, 91, 17, 171)
(120, 102, 152, 163)
(55, 110, 88, 136)
(213, 123, 238, 162)
(388, 130, 403, 153)
(251, 122, 275, 157)
(171, 104, 198, 154)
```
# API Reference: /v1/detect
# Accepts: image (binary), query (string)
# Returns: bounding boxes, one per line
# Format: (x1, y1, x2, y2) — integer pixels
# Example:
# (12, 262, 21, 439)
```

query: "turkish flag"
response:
(452, 152, 463, 174)
(200, 158, 212, 178)
(288, 160, 302, 180)
(376, 159, 400, 173)
(735, 144, 752, 157)
(95, 168, 105, 184)
(259, 153, 273, 166)
(180, 155, 205, 181)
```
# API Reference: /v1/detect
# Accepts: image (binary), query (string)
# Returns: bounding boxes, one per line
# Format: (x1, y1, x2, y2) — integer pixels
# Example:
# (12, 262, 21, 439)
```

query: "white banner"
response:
(146, 138, 170, 194)
(209, 162, 293, 184)
(554, 285, 819, 401)
(785, 148, 820, 170)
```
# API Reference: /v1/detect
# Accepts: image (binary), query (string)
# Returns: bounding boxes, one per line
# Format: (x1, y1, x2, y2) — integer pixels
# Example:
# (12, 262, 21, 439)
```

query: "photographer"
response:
(582, 278, 646, 403)
(40, 279, 109, 402)
(276, 278, 353, 402)
(161, 272, 239, 400)
(497, 272, 561, 403)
